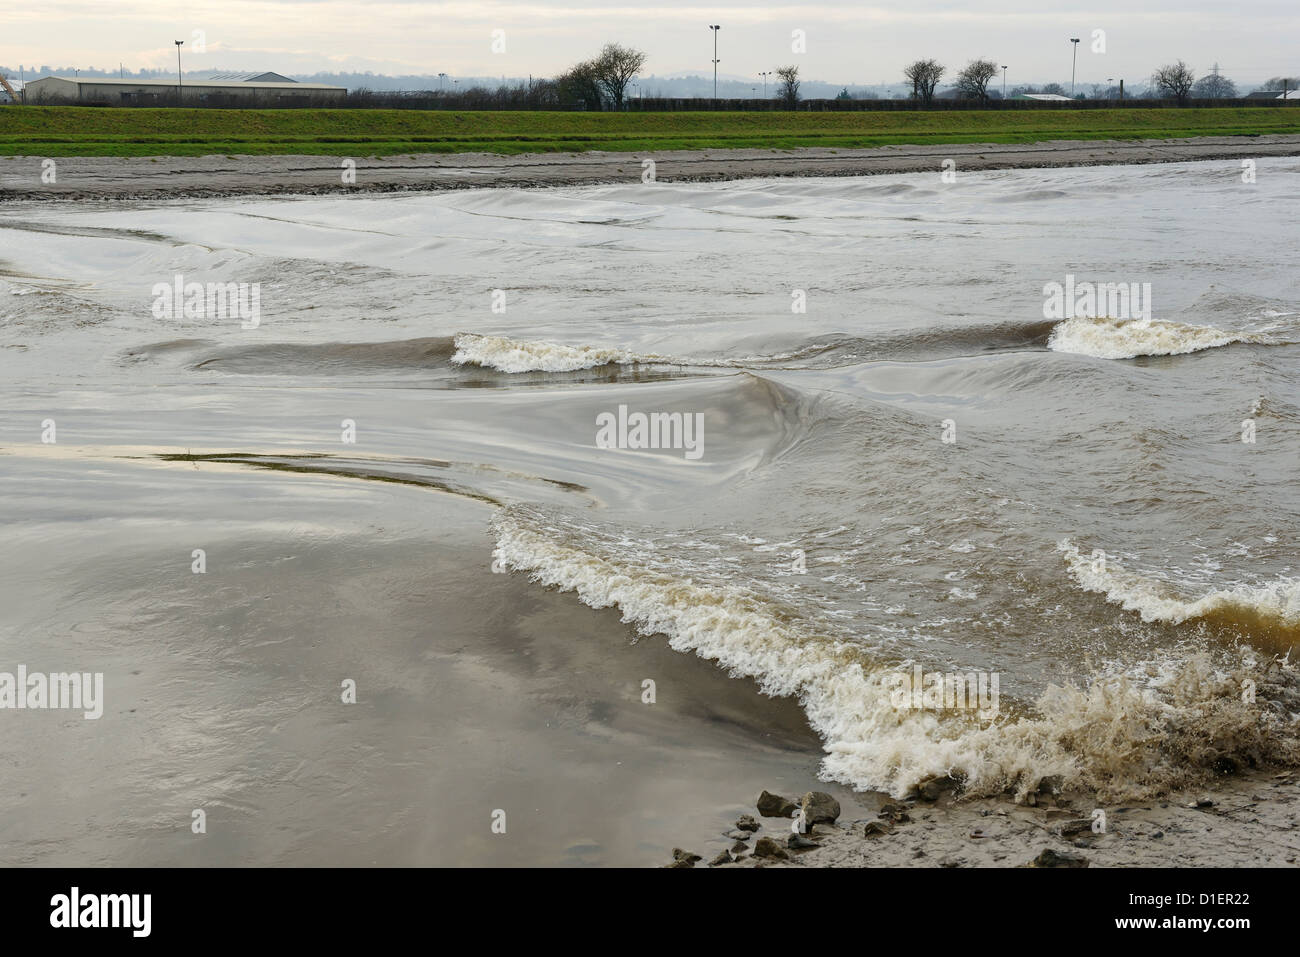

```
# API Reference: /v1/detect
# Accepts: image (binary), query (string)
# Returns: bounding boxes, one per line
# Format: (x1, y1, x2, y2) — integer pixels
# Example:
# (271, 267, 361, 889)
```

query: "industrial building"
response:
(22, 74, 346, 105)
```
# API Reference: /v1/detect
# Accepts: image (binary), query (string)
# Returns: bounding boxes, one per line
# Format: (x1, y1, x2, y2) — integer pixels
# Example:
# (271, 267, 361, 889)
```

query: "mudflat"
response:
(3, 134, 1300, 200)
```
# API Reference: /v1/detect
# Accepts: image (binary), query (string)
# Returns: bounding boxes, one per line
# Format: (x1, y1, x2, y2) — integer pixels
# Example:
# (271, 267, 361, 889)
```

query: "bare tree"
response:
(556, 59, 606, 110)
(903, 59, 945, 103)
(1153, 61, 1196, 104)
(593, 42, 647, 109)
(1191, 64, 1236, 99)
(775, 65, 801, 109)
(1262, 76, 1300, 91)
(955, 59, 1000, 100)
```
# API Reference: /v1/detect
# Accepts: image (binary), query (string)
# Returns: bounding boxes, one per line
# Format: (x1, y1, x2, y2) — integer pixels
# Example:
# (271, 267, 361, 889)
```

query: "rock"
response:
(800, 791, 841, 826)
(1151, 831, 1164, 839)
(671, 848, 702, 865)
(666, 859, 694, 868)
(787, 834, 820, 851)
(735, 814, 760, 832)
(757, 790, 798, 818)
(878, 802, 911, 824)
(753, 836, 790, 860)
(1196, 798, 1215, 808)
(915, 774, 962, 802)
(708, 850, 733, 867)
(730, 840, 749, 854)
(863, 821, 892, 837)
(1028, 848, 1089, 868)
(1059, 819, 1095, 837)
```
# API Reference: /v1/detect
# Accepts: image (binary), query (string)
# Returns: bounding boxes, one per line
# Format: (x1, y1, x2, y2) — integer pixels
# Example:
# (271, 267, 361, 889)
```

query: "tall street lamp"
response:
(709, 25, 721, 102)
(175, 40, 184, 103)
(760, 70, 770, 97)
(1070, 38, 1080, 97)
(1001, 65, 1008, 99)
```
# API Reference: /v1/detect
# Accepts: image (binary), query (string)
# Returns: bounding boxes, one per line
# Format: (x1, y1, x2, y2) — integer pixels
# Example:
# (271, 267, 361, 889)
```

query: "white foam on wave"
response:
(494, 510, 1300, 801)
(1046, 316, 1266, 359)
(1059, 540, 1300, 634)
(451, 332, 847, 373)
(451, 333, 655, 373)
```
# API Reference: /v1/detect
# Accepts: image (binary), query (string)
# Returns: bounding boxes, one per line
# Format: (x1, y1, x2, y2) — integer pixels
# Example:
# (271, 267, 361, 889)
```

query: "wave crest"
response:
(1060, 540, 1300, 652)
(494, 510, 1300, 801)
(451, 333, 652, 373)
(1046, 316, 1267, 359)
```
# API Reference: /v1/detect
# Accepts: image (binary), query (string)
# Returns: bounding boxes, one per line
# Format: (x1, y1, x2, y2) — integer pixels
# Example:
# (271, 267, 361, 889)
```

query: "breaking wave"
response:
(1060, 540, 1300, 653)
(453, 319, 1062, 375)
(451, 333, 655, 373)
(493, 509, 1300, 802)
(1046, 316, 1270, 359)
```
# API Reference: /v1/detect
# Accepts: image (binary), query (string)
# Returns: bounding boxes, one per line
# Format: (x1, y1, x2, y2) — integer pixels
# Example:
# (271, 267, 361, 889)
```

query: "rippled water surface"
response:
(2, 159, 1298, 864)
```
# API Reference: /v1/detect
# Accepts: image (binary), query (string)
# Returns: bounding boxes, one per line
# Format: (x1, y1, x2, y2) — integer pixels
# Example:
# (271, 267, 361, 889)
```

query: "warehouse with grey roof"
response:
(23, 74, 346, 105)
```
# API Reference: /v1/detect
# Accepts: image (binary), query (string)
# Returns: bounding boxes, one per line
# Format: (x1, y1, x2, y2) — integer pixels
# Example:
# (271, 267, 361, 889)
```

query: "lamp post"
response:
(709, 24, 720, 103)
(438, 72, 446, 92)
(1070, 38, 1080, 97)
(760, 70, 770, 97)
(1001, 65, 1007, 99)
(175, 40, 184, 103)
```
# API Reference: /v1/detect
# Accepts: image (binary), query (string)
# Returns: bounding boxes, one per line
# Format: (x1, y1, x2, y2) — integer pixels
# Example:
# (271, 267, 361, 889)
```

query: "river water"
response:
(2, 158, 1298, 865)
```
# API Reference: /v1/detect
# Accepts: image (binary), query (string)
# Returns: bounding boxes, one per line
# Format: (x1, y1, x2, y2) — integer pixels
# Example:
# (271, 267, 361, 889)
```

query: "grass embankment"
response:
(0, 106, 1296, 157)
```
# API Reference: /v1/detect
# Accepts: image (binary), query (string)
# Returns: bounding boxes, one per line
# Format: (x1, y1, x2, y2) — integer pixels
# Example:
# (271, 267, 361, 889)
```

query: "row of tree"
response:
(552, 46, 815, 110)
(903, 58, 1289, 105)
(552, 48, 1281, 110)
(903, 59, 1007, 102)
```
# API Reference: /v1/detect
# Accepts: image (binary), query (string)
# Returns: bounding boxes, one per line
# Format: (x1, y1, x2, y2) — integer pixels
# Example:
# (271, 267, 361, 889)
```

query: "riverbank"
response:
(678, 769, 1300, 868)
(3, 134, 1299, 200)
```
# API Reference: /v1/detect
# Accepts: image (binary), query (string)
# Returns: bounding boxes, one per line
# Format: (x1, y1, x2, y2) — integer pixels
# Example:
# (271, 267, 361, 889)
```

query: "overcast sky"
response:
(3, 0, 1296, 86)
